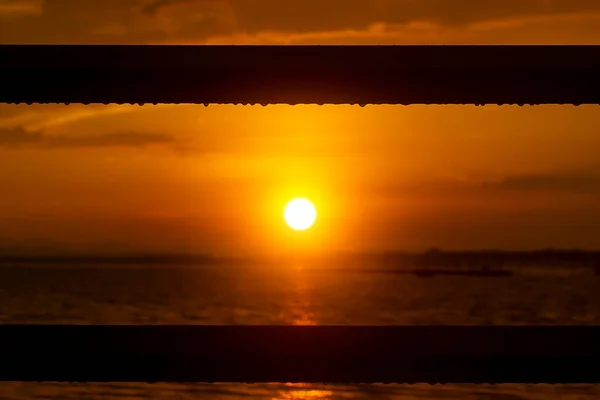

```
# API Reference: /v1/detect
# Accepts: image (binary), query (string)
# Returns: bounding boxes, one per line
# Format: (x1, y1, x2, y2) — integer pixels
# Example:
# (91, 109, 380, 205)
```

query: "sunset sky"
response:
(2, 0, 600, 256)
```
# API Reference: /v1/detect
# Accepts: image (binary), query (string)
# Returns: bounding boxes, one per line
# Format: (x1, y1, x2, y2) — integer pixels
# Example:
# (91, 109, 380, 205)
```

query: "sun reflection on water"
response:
(274, 268, 330, 398)
(286, 265, 317, 326)
(274, 383, 334, 399)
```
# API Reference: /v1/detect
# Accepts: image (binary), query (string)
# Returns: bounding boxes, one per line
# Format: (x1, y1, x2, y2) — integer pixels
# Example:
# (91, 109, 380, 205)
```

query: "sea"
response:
(0, 262, 599, 399)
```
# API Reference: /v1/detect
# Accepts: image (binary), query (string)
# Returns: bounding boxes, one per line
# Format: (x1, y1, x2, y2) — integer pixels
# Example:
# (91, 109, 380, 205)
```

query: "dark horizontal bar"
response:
(1, 325, 600, 383)
(2, 45, 600, 105)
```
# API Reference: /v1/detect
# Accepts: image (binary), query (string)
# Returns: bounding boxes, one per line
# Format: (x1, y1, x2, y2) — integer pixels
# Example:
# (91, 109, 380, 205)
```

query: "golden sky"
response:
(2, 0, 600, 256)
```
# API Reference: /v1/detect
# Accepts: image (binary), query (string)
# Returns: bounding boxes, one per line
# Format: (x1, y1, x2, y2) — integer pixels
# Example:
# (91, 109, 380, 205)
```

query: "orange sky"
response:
(2, 0, 600, 256)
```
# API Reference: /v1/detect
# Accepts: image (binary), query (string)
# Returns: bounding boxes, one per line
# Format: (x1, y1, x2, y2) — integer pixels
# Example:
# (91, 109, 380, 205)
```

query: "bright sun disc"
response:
(284, 198, 317, 231)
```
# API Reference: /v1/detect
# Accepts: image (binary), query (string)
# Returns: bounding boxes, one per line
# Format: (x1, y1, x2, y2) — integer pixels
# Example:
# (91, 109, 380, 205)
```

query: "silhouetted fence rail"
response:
(1, 325, 600, 383)
(2, 45, 600, 105)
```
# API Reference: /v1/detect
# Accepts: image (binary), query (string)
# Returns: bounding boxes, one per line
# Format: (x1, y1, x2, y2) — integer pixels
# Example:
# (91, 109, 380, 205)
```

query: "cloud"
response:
(172, 12, 600, 45)
(0, 126, 44, 146)
(367, 171, 600, 199)
(0, 0, 235, 43)
(44, 132, 175, 148)
(483, 172, 600, 194)
(0, 126, 175, 149)
(198, 21, 443, 45)
(139, 0, 236, 39)
(212, 0, 600, 34)
(4, 0, 600, 44)
(136, 0, 600, 31)
(0, 0, 42, 17)
(0, 104, 179, 134)
(141, 0, 221, 15)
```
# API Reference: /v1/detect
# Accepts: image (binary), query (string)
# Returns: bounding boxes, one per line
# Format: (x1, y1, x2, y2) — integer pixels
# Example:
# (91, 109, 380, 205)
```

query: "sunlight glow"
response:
(284, 198, 317, 231)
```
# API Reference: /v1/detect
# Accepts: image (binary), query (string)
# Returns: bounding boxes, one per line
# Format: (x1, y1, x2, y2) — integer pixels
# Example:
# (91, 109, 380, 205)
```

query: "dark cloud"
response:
(205, 0, 600, 33)
(369, 171, 600, 198)
(380, 0, 600, 26)
(0, 0, 42, 16)
(1, 0, 137, 43)
(0, 126, 174, 148)
(141, 0, 217, 15)
(0, 127, 44, 146)
(44, 132, 175, 148)
(3, 0, 600, 43)
(484, 172, 600, 194)
(141, 0, 600, 32)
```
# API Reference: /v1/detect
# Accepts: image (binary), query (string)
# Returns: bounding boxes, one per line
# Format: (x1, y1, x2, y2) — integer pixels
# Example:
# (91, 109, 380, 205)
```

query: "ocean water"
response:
(1, 263, 599, 399)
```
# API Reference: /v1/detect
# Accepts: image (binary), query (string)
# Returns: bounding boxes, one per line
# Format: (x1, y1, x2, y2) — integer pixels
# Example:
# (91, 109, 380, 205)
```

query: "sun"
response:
(284, 198, 317, 231)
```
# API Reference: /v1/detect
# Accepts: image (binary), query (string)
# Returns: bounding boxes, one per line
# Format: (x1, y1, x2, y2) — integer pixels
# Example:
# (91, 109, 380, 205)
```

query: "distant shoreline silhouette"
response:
(1, 249, 598, 270)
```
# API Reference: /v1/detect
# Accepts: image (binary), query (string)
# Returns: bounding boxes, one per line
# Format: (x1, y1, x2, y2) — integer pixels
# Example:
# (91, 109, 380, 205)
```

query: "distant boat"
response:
(414, 270, 436, 277)
(357, 267, 513, 277)
(412, 266, 513, 278)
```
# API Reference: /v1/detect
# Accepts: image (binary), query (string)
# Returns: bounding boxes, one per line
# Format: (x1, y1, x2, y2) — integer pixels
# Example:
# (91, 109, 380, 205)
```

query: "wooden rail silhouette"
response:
(1, 45, 600, 383)
(2, 45, 600, 105)
(1, 325, 600, 383)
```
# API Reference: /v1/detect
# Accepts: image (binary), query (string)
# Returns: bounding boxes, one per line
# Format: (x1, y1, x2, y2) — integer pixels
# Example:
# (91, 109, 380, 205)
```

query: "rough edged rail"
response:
(1, 325, 600, 383)
(2, 45, 600, 106)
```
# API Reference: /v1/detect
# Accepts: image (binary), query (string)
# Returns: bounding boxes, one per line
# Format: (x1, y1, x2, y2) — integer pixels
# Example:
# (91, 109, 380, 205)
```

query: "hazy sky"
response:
(2, 0, 600, 256)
